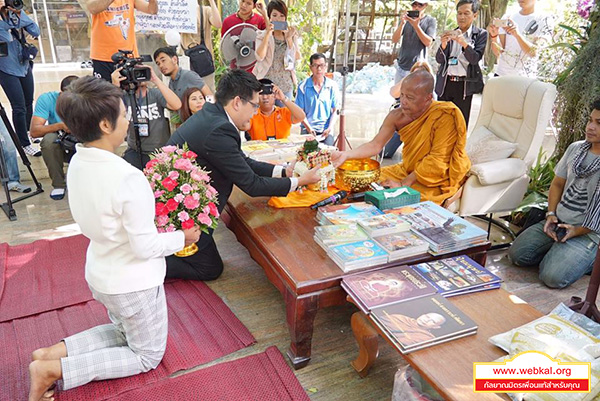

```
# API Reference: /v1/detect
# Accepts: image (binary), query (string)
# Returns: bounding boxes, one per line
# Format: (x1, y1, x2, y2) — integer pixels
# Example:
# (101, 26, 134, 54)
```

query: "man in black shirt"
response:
(166, 69, 320, 281)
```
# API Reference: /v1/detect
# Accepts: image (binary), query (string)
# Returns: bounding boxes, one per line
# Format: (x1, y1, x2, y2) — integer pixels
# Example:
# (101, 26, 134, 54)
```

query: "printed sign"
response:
(474, 351, 591, 393)
(135, 0, 197, 33)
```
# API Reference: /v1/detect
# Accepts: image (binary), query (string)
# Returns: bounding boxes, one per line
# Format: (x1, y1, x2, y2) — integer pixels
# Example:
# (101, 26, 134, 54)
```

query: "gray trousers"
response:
(40, 132, 66, 189)
(61, 285, 168, 390)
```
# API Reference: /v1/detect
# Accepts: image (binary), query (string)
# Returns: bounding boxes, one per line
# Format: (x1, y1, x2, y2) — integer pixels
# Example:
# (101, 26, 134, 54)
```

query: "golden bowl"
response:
(335, 159, 381, 193)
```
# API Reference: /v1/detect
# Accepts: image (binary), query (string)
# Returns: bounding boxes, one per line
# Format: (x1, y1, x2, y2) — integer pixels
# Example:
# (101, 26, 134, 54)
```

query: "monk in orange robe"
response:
(332, 70, 471, 205)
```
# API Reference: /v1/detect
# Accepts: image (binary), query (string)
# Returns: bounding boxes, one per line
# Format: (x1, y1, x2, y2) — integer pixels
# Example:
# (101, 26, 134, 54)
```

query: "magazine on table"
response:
(410, 255, 502, 297)
(372, 231, 430, 261)
(342, 265, 436, 313)
(370, 293, 478, 353)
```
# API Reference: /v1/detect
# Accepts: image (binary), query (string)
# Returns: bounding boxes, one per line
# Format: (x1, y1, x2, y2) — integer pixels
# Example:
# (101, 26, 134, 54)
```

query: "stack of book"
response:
(316, 202, 384, 225)
(313, 224, 369, 251)
(387, 201, 488, 254)
(327, 240, 389, 272)
(410, 255, 502, 297)
(357, 214, 411, 237)
(342, 263, 479, 353)
(372, 231, 430, 261)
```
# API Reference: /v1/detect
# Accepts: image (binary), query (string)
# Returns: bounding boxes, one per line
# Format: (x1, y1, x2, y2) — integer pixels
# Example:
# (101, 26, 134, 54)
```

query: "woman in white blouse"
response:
(27, 76, 200, 401)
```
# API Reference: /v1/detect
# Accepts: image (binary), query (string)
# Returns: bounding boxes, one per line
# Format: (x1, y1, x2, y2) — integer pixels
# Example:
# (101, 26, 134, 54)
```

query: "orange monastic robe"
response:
(379, 101, 471, 205)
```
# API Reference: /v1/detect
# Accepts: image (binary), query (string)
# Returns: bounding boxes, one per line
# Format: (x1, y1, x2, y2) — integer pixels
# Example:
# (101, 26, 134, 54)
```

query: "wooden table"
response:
(224, 188, 491, 369)
(350, 289, 543, 400)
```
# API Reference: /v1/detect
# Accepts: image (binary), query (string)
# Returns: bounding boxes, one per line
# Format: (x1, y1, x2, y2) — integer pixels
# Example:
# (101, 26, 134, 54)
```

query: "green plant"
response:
(553, 2, 600, 159)
(510, 147, 556, 224)
(289, 0, 323, 77)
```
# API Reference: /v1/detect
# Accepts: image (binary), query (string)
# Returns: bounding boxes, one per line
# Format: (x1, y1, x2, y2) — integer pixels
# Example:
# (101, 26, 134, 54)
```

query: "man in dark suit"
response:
(434, 0, 487, 126)
(166, 69, 320, 281)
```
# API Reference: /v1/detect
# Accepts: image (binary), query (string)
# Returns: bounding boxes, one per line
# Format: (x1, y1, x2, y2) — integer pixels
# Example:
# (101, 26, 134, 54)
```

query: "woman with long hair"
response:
(180, 86, 206, 122)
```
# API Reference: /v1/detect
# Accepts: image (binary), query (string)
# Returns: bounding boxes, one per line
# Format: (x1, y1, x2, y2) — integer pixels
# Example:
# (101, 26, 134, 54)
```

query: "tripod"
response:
(0, 101, 43, 221)
(123, 82, 144, 169)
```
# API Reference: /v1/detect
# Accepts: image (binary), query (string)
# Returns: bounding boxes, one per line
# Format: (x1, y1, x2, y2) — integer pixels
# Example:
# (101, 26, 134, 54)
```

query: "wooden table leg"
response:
(350, 311, 379, 377)
(470, 250, 488, 267)
(285, 290, 319, 369)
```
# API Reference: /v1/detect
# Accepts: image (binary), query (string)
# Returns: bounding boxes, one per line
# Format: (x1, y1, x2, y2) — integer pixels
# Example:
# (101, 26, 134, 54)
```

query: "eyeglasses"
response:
(242, 98, 260, 110)
(311, 63, 327, 70)
(412, 2, 426, 7)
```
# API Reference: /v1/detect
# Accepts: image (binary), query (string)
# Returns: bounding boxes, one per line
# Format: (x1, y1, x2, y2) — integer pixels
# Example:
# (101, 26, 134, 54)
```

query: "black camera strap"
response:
(199, 5, 205, 46)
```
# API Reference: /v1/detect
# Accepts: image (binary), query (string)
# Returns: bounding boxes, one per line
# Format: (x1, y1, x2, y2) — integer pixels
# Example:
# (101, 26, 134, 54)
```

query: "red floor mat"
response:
(0, 280, 256, 401)
(107, 346, 310, 401)
(0, 235, 91, 322)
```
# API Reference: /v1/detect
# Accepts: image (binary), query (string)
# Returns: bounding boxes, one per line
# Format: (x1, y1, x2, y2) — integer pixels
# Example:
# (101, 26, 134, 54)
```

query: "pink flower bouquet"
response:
(144, 144, 219, 235)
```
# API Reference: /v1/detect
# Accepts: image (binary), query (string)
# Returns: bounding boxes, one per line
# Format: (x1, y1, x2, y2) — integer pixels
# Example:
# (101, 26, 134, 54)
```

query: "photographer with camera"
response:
(111, 62, 181, 170)
(247, 78, 304, 141)
(435, 0, 487, 126)
(80, 0, 157, 81)
(391, 0, 436, 84)
(509, 100, 600, 289)
(0, 0, 40, 157)
(254, 0, 300, 104)
(487, 0, 552, 78)
(30, 75, 79, 200)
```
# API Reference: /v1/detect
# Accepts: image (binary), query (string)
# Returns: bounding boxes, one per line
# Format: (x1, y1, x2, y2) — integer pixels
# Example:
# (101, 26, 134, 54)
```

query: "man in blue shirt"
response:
(30, 75, 79, 200)
(295, 53, 339, 146)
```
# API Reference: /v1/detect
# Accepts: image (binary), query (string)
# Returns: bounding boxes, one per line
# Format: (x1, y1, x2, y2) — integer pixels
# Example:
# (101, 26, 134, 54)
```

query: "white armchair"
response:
(455, 76, 557, 217)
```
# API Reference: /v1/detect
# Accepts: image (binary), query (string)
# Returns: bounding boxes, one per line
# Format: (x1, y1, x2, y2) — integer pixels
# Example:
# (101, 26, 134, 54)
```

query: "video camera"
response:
(2, 0, 23, 10)
(111, 50, 152, 89)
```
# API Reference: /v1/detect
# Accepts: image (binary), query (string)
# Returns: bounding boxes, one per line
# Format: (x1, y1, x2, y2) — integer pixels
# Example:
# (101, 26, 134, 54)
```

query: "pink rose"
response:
(154, 190, 165, 199)
(191, 170, 210, 182)
(191, 184, 199, 191)
(198, 212, 212, 226)
(162, 145, 177, 154)
(166, 198, 179, 212)
(146, 159, 159, 169)
(182, 219, 195, 230)
(156, 215, 169, 227)
(157, 227, 166, 233)
(162, 177, 178, 192)
(156, 153, 171, 163)
(178, 211, 190, 222)
(203, 205, 210, 214)
(174, 193, 185, 203)
(168, 170, 180, 180)
(152, 173, 162, 181)
(192, 193, 200, 200)
(176, 149, 184, 155)
(174, 158, 193, 172)
(184, 195, 200, 210)
(145, 167, 154, 176)
(166, 224, 176, 232)
(208, 202, 219, 217)
(180, 183, 193, 194)
(149, 182, 156, 190)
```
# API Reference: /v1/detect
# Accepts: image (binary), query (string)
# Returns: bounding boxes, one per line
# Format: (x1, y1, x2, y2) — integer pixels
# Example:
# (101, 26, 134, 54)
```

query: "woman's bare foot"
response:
(28, 360, 62, 401)
(32, 342, 67, 361)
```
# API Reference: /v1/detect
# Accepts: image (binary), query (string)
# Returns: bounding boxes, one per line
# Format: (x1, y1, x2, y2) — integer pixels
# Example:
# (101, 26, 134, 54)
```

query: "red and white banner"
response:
(474, 351, 591, 393)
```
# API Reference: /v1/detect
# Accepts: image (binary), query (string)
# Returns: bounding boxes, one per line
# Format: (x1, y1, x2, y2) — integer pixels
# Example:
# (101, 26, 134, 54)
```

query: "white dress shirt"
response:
(67, 144, 184, 295)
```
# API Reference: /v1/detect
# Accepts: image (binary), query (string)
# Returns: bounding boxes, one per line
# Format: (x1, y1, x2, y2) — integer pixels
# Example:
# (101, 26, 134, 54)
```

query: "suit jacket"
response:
(435, 25, 488, 98)
(167, 102, 291, 215)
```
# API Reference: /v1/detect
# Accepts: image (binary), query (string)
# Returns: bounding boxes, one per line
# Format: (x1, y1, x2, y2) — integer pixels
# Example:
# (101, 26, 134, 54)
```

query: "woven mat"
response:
(108, 346, 310, 401)
(0, 235, 92, 322)
(0, 280, 256, 401)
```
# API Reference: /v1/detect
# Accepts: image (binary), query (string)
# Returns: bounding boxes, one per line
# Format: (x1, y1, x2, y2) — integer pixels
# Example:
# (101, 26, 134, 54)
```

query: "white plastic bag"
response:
(391, 365, 444, 401)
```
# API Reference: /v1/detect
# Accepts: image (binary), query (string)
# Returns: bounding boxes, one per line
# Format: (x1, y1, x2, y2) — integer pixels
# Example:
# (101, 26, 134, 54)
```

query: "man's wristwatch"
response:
(545, 211, 556, 218)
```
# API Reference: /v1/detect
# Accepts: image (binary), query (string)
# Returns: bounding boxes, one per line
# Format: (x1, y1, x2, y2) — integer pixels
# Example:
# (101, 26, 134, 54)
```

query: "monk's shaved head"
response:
(403, 70, 435, 96)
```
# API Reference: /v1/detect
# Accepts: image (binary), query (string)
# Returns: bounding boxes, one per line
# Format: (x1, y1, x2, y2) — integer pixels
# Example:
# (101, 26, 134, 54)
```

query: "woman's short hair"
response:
(56, 76, 124, 143)
(267, 0, 288, 18)
(180, 87, 204, 122)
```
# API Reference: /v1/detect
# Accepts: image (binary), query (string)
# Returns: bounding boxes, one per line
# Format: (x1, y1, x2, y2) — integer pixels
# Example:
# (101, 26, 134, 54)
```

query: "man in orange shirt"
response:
(80, 0, 158, 81)
(247, 78, 305, 141)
